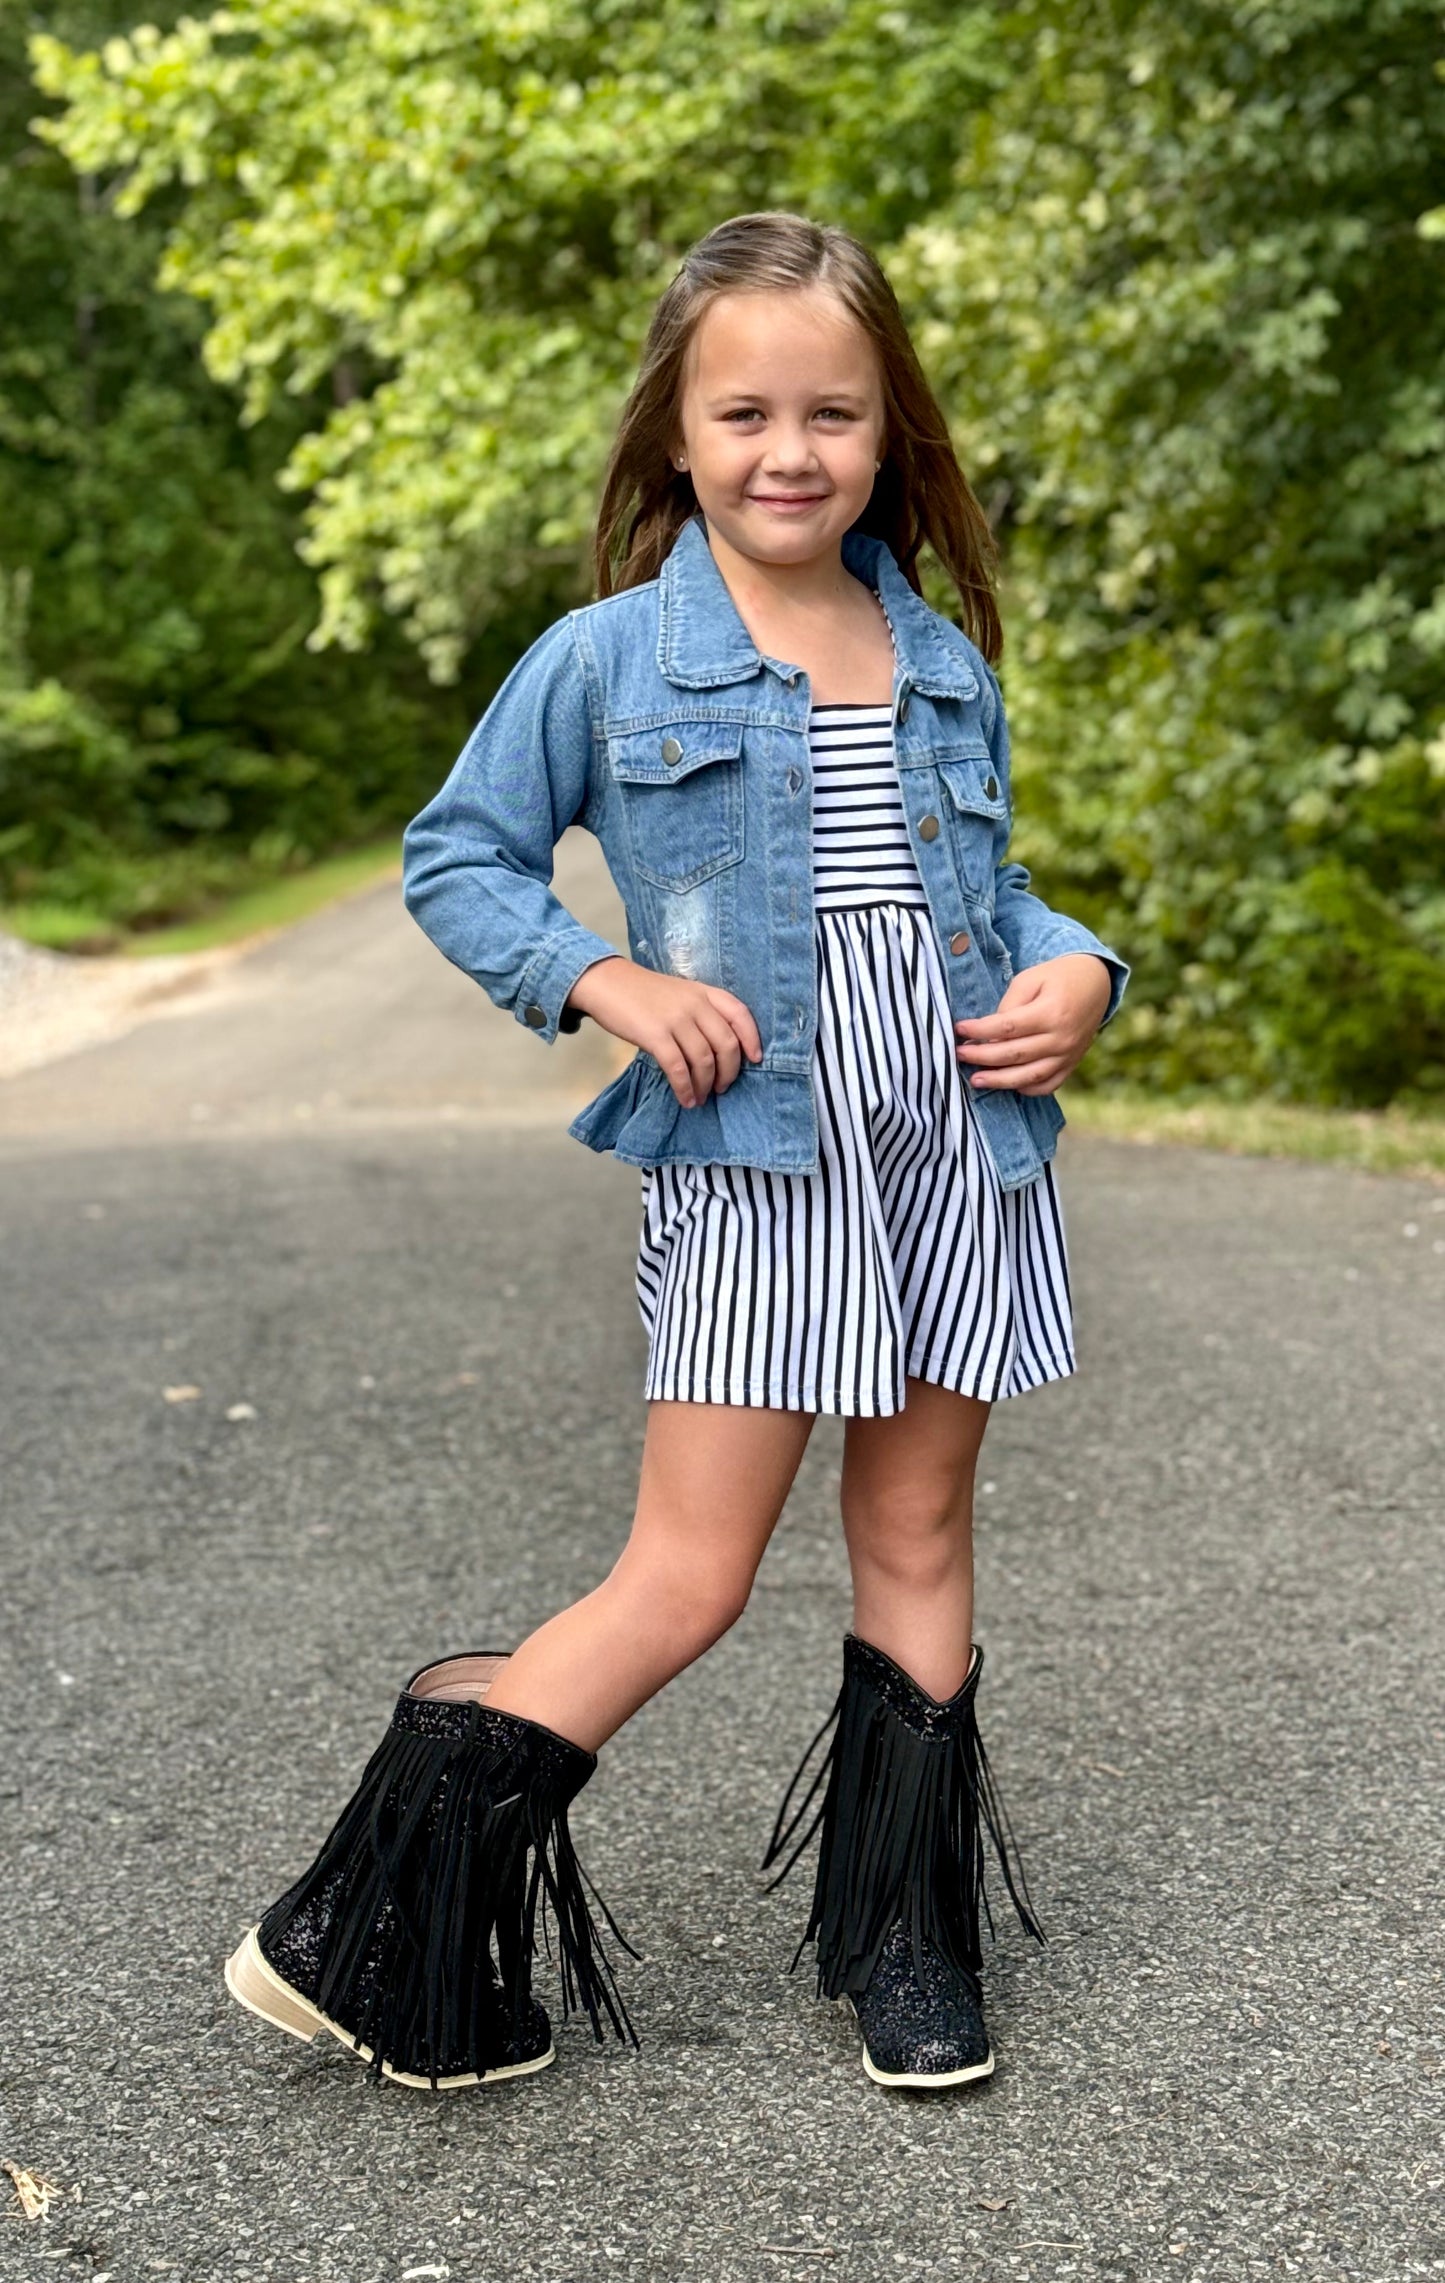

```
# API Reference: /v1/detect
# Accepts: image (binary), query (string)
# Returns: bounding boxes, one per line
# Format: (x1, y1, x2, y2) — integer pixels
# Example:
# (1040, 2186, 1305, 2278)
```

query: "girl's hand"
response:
(565, 957, 764, 1108)
(955, 953, 1112, 1096)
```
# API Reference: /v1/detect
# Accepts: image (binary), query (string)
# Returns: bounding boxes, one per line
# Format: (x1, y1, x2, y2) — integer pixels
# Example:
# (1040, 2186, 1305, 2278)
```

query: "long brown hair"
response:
(593, 212, 1001, 662)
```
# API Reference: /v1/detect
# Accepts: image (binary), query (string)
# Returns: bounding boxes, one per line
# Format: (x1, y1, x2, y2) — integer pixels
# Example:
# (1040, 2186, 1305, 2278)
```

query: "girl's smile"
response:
(748, 494, 832, 517)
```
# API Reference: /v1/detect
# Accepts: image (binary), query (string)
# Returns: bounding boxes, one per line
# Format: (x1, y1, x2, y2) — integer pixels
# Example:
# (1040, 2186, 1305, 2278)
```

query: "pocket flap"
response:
(608, 724, 745, 786)
(937, 754, 1009, 820)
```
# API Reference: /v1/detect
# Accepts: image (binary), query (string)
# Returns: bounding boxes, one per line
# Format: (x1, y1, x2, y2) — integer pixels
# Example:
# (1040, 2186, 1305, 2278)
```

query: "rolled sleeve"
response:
(992, 864, 1130, 1025)
(515, 927, 619, 1044)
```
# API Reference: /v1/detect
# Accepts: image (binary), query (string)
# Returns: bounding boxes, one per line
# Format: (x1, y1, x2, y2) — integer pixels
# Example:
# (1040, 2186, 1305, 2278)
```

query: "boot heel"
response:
(225, 1926, 324, 2043)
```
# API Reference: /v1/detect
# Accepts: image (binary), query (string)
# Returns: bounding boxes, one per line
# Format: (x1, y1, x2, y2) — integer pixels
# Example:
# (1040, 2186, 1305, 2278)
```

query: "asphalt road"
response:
(1, 856, 1442, 2283)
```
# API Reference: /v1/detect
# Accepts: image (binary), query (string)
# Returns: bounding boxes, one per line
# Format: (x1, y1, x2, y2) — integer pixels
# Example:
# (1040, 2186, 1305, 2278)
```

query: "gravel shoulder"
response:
(0, 928, 252, 1082)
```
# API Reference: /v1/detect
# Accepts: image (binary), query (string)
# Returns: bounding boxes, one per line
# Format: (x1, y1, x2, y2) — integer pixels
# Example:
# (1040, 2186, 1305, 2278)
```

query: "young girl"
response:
(223, 212, 1126, 2095)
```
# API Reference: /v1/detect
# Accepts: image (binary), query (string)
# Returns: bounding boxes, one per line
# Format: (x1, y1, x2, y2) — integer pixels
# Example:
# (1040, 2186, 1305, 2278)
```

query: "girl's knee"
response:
(609, 1548, 755, 1659)
(648, 1576, 752, 1667)
(844, 1484, 971, 1587)
(684, 1573, 754, 1652)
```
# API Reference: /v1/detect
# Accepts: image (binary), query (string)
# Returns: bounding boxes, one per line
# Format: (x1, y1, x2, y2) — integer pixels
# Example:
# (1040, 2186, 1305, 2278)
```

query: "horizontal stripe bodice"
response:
(808, 704, 929, 913)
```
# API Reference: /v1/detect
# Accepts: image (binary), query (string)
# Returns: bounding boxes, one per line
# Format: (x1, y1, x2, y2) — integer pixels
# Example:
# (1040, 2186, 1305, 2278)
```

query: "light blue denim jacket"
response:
(403, 514, 1128, 1192)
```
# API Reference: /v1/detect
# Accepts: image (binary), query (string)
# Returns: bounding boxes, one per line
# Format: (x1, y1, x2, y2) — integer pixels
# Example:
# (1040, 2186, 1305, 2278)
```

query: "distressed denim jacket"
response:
(403, 514, 1128, 1192)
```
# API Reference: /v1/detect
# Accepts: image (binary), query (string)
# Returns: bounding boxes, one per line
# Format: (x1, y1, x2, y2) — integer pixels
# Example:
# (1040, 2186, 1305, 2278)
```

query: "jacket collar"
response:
(656, 512, 978, 700)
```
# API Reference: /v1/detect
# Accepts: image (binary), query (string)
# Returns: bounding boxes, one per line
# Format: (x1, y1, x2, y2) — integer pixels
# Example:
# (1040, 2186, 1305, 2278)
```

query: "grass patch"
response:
(122, 840, 402, 957)
(1, 901, 121, 952)
(3, 840, 403, 958)
(1063, 1086, 1445, 1183)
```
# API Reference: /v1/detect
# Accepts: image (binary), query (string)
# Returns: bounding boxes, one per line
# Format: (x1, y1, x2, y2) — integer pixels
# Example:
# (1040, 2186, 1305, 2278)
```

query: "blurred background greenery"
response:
(4, 0, 1443, 1108)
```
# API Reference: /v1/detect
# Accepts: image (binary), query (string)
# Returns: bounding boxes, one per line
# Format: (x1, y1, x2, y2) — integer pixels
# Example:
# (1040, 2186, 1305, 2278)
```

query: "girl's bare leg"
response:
(839, 1378, 991, 1701)
(484, 1400, 816, 1751)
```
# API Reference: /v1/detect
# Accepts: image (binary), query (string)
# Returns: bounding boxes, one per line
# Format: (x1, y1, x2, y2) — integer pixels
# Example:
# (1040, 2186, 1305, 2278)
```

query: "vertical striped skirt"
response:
(634, 903, 1075, 1417)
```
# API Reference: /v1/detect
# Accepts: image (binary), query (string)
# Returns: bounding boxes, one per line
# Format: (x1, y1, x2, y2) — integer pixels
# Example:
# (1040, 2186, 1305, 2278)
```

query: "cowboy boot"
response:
(225, 1650, 635, 2089)
(762, 1635, 1041, 2088)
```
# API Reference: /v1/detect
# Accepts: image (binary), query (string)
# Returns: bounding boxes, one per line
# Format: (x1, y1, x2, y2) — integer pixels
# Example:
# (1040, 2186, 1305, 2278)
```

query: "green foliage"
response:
(893, 0, 1445, 1104)
(0, 567, 132, 874)
(1, 2, 464, 930)
(27, 0, 1445, 1099)
(33, 0, 995, 679)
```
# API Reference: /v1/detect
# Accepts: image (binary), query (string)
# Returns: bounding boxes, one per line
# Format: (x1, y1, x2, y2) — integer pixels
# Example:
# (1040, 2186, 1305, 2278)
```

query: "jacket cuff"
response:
(514, 929, 622, 1043)
(1097, 952, 1129, 1028)
(1017, 927, 1130, 1028)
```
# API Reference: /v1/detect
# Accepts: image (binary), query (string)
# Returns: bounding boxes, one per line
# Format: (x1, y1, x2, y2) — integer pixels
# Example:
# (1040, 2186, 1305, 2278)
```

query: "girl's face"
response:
(674, 287, 886, 574)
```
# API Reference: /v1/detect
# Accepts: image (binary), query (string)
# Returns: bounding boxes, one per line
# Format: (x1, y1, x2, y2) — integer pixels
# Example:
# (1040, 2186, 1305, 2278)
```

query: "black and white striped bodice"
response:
(808, 702, 928, 913)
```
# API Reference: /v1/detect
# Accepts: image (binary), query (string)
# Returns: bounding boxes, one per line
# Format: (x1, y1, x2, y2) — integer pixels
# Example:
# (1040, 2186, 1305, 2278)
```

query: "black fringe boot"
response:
(224, 1651, 636, 2089)
(761, 1635, 1042, 2088)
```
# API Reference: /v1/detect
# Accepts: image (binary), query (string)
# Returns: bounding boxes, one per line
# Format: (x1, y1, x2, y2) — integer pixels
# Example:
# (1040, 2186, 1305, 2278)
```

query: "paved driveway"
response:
(1, 848, 1440, 2282)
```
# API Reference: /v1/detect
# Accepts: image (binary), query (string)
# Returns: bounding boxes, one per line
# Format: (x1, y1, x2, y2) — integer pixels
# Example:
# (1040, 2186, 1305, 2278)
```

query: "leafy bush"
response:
(25, 0, 1445, 1099)
(895, 0, 1445, 1103)
(1, 3, 466, 931)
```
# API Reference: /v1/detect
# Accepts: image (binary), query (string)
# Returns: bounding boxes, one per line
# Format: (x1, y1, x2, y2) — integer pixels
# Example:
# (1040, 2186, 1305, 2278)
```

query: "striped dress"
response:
(634, 702, 1075, 1416)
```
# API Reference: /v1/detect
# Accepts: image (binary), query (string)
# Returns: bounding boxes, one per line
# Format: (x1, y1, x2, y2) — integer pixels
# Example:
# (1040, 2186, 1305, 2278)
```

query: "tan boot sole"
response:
(223, 1926, 556, 2091)
(848, 1996, 995, 2088)
(861, 2041, 995, 2089)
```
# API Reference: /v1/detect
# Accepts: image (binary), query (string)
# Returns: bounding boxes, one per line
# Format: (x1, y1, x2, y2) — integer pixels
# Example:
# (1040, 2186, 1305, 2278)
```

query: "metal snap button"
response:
(661, 735, 684, 765)
(949, 931, 970, 955)
(985, 774, 999, 800)
(897, 692, 911, 724)
(523, 1002, 547, 1028)
(918, 813, 940, 841)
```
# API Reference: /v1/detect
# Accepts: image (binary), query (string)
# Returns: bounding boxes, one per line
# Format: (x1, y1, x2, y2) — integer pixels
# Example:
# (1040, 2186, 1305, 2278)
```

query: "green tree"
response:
(893, 0, 1445, 1102)
(33, 0, 1445, 1102)
(34, 0, 995, 678)
(2, 2, 464, 934)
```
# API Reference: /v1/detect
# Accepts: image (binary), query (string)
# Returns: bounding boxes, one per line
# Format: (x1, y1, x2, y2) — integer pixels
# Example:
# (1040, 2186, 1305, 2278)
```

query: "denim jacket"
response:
(403, 514, 1128, 1192)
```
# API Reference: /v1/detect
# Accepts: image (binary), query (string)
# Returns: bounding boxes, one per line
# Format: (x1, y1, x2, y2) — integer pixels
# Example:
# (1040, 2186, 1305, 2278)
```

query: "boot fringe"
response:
(760, 1637, 1043, 2000)
(260, 1693, 636, 2086)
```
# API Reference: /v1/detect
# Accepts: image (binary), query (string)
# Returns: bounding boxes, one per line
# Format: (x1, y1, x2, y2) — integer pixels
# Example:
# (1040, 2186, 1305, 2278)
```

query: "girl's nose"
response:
(762, 427, 819, 476)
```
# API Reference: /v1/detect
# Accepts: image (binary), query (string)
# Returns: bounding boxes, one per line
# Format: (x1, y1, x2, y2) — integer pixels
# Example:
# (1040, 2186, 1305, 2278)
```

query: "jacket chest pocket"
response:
(934, 749, 1009, 898)
(608, 725, 745, 892)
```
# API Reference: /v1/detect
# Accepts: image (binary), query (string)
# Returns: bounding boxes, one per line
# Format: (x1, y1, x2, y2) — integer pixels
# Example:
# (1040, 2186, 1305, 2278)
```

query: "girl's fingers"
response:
(705, 986, 765, 1065)
(955, 1014, 1054, 1049)
(657, 1044, 699, 1106)
(967, 1056, 1065, 1093)
(676, 1019, 719, 1105)
(656, 1006, 749, 1106)
(957, 986, 1046, 1041)
(956, 1031, 1057, 1068)
(653, 1024, 712, 1107)
(954, 1012, 1024, 1042)
(694, 1007, 744, 1093)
